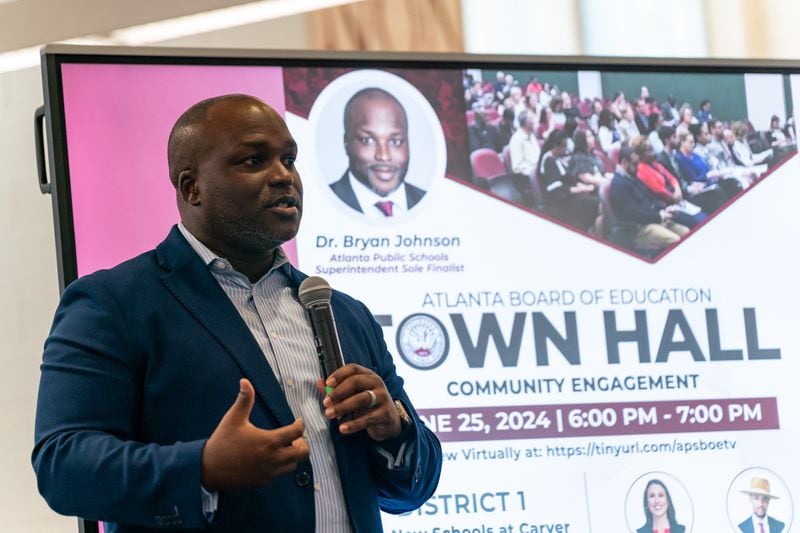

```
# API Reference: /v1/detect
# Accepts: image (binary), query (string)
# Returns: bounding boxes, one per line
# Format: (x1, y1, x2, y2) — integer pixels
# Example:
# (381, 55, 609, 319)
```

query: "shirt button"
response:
(295, 471, 311, 487)
(271, 332, 279, 340)
(314, 483, 321, 492)
(286, 378, 294, 387)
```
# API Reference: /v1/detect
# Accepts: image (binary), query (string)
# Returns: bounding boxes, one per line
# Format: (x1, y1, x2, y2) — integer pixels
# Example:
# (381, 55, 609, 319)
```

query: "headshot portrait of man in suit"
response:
(330, 87, 427, 218)
(32, 94, 442, 532)
(739, 477, 785, 533)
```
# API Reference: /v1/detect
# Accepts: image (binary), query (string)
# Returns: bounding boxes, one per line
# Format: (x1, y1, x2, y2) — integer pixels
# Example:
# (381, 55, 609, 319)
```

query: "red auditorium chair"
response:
(470, 148, 522, 203)
(470, 148, 507, 181)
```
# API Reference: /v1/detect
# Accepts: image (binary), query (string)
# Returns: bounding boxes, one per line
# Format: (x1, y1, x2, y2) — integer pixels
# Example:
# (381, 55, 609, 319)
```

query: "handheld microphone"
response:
(298, 276, 346, 394)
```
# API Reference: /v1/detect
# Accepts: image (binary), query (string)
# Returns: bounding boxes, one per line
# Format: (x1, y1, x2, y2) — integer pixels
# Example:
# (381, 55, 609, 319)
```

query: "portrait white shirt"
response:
(750, 515, 772, 533)
(348, 171, 409, 218)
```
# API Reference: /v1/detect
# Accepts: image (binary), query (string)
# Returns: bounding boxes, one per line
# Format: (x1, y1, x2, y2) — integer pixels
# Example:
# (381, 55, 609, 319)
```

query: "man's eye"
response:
(243, 156, 264, 166)
(358, 137, 375, 145)
(389, 138, 405, 147)
(283, 155, 297, 168)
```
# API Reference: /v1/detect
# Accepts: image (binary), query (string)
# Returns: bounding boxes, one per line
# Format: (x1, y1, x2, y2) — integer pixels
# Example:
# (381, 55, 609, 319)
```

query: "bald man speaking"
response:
(330, 88, 427, 218)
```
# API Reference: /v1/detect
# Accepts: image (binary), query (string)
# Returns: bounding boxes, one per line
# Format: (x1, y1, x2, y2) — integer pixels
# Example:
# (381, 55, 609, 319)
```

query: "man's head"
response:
(519, 110, 534, 133)
(723, 128, 736, 146)
(618, 145, 639, 175)
(167, 94, 302, 256)
(343, 88, 410, 197)
(709, 118, 724, 140)
(743, 477, 778, 519)
(658, 125, 678, 149)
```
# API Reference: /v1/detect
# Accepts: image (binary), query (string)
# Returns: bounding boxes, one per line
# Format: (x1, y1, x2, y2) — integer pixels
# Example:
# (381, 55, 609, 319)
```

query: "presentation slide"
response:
(57, 59, 799, 532)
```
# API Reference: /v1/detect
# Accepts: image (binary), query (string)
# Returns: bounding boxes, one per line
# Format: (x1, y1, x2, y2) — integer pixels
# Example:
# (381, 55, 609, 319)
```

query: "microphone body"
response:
(306, 302, 346, 380)
(298, 277, 346, 384)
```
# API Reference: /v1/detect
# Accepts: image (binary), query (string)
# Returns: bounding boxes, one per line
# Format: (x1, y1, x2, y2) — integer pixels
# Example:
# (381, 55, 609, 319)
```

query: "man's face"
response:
(344, 95, 409, 196)
(723, 129, 736, 145)
(750, 494, 770, 518)
(711, 121, 723, 139)
(186, 99, 302, 255)
(623, 153, 640, 174)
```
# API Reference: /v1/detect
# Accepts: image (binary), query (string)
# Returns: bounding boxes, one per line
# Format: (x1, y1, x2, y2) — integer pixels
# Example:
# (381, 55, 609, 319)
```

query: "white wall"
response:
(0, 14, 308, 533)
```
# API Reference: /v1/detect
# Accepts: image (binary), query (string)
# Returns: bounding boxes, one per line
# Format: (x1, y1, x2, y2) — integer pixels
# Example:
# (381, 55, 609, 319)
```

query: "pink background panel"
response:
(61, 63, 297, 276)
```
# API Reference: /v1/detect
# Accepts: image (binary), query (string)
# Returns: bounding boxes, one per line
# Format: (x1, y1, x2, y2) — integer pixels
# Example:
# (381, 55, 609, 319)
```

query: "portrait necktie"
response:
(375, 200, 394, 217)
(759, 522, 765, 533)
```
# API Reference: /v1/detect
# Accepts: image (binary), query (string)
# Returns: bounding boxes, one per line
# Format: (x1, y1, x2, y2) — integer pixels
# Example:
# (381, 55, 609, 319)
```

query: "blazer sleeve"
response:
(32, 274, 208, 529)
(355, 301, 442, 514)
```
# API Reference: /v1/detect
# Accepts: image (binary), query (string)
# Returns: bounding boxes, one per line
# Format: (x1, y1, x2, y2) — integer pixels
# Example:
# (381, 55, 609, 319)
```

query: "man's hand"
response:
(318, 364, 402, 442)
(201, 379, 310, 491)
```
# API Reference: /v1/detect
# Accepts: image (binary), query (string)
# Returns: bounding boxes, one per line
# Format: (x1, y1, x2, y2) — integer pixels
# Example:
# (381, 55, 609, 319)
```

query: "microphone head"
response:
(298, 276, 333, 308)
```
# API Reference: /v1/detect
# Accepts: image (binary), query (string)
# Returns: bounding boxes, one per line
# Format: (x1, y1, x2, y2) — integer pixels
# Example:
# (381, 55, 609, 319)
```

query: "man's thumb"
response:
(226, 378, 255, 424)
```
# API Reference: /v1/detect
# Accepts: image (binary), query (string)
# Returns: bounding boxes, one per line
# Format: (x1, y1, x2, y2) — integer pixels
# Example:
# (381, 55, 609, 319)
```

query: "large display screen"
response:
(41, 46, 800, 532)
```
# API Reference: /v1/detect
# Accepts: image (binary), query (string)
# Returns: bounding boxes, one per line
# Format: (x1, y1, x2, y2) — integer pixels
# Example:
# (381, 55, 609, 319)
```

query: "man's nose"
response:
(374, 141, 391, 161)
(267, 160, 295, 185)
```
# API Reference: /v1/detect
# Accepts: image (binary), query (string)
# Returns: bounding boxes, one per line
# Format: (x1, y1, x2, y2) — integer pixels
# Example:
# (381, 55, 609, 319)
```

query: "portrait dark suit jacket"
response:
(33, 226, 442, 532)
(330, 172, 426, 213)
(738, 515, 785, 533)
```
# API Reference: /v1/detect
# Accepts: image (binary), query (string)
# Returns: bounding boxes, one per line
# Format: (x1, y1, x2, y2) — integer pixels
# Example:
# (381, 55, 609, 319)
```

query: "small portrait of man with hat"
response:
(738, 476, 785, 533)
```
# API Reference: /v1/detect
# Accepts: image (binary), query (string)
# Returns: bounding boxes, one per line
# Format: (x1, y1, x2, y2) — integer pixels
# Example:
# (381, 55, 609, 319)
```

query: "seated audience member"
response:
(568, 129, 611, 189)
(707, 119, 732, 165)
(526, 76, 543, 95)
(609, 91, 626, 120)
(676, 132, 740, 210)
(468, 110, 499, 152)
(731, 121, 773, 166)
(509, 110, 541, 179)
(509, 86, 526, 126)
(563, 118, 578, 153)
(597, 109, 622, 155)
(632, 100, 649, 134)
(691, 122, 722, 171)
(767, 115, 790, 146)
(493, 70, 506, 101)
(661, 95, 680, 126)
(524, 92, 543, 124)
(550, 98, 567, 129)
(696, 99, 713, 124)
(538, 129, 599, 231)
(561, 91, 579, 120)
(609, 146, 689, 249)
(675, 103, 697, 136)
(655, 126, 686, 186)
(618, 104, 642, 144)
(587, 98, 604, 132)
(647, 113, 665, 153)
(538, 83, 553, 108)
(630, 135, 706, 228)
(537, 107, 555, 141)
(495, 108, 516, 151)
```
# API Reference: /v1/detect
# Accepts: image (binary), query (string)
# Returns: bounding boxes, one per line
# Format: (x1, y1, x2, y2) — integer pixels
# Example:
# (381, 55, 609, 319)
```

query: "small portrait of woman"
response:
(637, 478, 686, 533)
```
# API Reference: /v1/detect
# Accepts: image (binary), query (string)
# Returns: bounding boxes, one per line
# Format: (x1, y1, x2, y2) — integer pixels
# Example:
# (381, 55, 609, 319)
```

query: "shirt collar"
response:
(177, 222, 290, 283)
(348, 172, 408, 217)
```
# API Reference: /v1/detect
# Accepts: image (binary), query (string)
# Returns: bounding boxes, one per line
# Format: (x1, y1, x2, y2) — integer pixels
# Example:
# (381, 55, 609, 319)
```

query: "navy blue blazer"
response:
(33, 226, 441, 532)
(330, 171, 426, 213)
(738, 515, 785, 533)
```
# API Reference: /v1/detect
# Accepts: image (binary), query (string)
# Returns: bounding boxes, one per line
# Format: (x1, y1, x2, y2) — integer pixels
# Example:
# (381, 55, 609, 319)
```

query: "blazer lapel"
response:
(156, 227, 295, 427)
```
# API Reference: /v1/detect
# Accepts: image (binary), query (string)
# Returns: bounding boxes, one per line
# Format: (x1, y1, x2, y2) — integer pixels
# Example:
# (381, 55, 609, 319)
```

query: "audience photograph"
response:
(462, 68, 797, 258)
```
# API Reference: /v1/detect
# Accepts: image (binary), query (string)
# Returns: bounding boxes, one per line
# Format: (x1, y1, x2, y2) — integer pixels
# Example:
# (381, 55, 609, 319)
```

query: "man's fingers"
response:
(223, 378, 256, 426)
(266, 418, 306, 447)
(324, 363, 369, 389)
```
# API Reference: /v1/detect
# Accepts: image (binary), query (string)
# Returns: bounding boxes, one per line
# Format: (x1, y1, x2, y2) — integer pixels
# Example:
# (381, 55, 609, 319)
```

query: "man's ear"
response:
(343, 133, 351, 157)
(177, 169, 200, 205)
